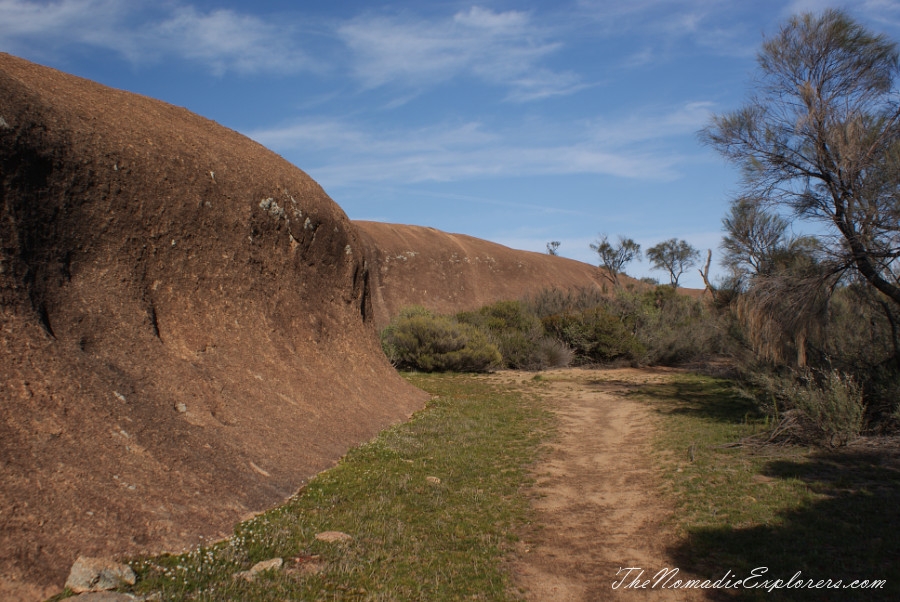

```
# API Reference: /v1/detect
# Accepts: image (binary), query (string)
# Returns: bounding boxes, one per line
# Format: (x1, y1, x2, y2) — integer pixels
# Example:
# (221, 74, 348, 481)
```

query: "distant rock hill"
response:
(355, 221, 631, 327)
(0, 54, 426, 600)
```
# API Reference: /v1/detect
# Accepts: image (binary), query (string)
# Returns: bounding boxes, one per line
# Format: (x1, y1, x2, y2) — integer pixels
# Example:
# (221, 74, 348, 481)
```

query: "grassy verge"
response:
(635, 373, 900, 601)
(62, 373, 549, 601)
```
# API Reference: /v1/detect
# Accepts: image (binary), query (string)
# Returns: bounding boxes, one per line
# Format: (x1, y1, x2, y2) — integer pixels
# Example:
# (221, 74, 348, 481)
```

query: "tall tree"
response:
(721, 198, 821, 282)
(721, 198, 791, 277)
(546, 241, 561, 256)
(647, 239, 699, 288)
(590, 235, 641, 285)
(701, 10, 900, 307)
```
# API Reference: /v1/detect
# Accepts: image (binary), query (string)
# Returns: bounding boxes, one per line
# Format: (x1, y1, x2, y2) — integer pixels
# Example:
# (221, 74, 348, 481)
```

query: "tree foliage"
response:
(590, 234, 641, 285)
(546, 241, 560, 256)
(721, 198, 821, 284)
(647, 239, 699, 288)
(701, 9, 900, 307)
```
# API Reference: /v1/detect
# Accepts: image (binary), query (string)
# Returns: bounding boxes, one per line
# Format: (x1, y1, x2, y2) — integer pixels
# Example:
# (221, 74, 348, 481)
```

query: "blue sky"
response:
(3, 1, 900, 288)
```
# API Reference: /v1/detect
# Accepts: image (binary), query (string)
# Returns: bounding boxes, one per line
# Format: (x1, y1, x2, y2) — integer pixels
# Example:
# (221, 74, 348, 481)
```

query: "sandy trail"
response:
(496, 368, 705, 601)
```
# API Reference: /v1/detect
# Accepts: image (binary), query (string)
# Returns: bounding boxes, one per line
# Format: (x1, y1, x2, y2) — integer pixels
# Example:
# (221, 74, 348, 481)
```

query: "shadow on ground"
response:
(628, 377, 762, 425)
(669, 447, 900, 601)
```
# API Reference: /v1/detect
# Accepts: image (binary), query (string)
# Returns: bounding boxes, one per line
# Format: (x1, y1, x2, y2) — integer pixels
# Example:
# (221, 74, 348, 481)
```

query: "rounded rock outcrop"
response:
(0, 53, 425, 598)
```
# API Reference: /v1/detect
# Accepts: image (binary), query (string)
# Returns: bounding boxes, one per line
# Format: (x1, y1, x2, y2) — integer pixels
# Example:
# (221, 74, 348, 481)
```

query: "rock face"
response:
(0, 53, 426, 598)
(354, 221, 629, 328)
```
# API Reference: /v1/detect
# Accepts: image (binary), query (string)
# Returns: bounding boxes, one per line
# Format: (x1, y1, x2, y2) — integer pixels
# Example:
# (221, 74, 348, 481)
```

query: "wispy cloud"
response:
(147, 7, 312, 75)
(337, 6, 584, 101)
(0, 0, 130, 55)
(575, 0, 761, 58)
(250, 101, 711, 187)
(785, 0, 900, 30)
(0, 0, 311, 75)
(585, 101, 715, 146)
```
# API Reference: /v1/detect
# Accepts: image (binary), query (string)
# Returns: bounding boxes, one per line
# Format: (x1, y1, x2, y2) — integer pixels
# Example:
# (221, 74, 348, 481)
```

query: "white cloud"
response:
(452, 6, 530, 32)
(249, 104, 704, 188)
(337, 6, 582, 101)
(148, 7, 311, 75)
(584, 101, 715, 147)
(575, 0, 762, 58)
(0, 0, 130, 55)
(785, 0, 900, 30)
(0, 0, 311, 75)
(253, 119, 498, 156)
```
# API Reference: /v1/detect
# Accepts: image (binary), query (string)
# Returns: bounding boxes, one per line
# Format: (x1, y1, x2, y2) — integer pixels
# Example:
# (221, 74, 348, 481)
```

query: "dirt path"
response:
(495, 368, 705, 601)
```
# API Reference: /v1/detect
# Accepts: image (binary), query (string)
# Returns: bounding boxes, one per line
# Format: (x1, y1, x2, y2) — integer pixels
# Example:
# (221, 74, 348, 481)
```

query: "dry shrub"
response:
(522, 287, 608, 318)
(746, 369, 866, 446)
(791, 370, 866, 446)
(536, 338, 574, 369)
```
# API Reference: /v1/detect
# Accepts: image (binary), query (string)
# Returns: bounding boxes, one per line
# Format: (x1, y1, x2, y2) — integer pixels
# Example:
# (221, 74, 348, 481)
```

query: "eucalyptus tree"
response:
(647, 239, 700, 288)
(590, 234, 641, 285)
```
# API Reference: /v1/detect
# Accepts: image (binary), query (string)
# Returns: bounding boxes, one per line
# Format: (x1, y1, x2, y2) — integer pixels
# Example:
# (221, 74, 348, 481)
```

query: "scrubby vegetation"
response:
(696, 9, 900, 445)
(380, 273, 899, 442)
(456, 301, 549, 370)
(381, 285, 726, 373)
(380, 306, 501, 372)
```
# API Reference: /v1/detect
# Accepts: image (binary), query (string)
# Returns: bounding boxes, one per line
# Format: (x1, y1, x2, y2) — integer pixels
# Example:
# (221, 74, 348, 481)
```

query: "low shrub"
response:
(791, 370, 866, 446)
(522, 287, 609, 318)
(542, 306, 643, 364)
(381, 307, 501, 372)
(627, 287, 726, 365)
(535, 337, 575, 369)
(743, 368, 867, 446)
(457, 301, 548, 370)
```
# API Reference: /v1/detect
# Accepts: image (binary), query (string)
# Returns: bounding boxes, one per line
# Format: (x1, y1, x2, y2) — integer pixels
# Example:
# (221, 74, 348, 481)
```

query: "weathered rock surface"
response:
(354, 221, 634, 327)
(64, 556, 136, 593)
(0, 53, 426, 599)
(314, 531, 353, 543)
(71, 593, 144, 602)
(233, 557, 283, 582)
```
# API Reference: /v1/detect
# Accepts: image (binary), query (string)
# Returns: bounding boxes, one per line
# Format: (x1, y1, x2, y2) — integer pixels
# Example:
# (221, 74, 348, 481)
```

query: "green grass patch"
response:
(636, 373, 900, 601)
(93, 373, 549, 601)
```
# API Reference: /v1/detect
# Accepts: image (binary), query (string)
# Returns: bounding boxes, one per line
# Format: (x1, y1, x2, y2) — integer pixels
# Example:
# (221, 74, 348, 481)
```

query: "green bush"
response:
(542, 306, 643, 364)
(627, 287, 725, 365)
(523, 287, 608, 318)
(381, 307, 501, 372)
(457, 301, 556, 370)
(524, 286, 727, 367)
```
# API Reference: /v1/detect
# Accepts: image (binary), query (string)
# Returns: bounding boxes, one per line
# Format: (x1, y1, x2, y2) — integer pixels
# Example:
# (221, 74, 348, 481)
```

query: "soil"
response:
(498, 368, 707, 601)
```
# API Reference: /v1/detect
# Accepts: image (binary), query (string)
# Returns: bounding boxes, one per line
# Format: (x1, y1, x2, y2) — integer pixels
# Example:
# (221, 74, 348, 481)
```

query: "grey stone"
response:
(74, 593, 139, 601)
(65, 556, 136, 593)
(233, 557, 283, 581)
(315, 531, 352, 543)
